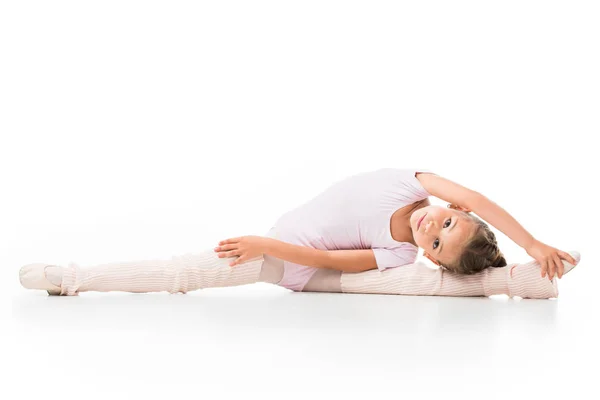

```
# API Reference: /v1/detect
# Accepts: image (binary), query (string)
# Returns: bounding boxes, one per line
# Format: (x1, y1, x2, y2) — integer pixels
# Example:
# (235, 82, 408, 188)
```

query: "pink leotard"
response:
(272, 168, 433, 291)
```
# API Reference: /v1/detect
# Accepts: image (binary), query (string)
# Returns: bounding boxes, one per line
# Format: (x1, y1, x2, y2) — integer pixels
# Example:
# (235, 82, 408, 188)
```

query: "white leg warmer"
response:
(341, 262, 511, 297)
(59, 251, 264, 296)
(340, 252, 580, 300)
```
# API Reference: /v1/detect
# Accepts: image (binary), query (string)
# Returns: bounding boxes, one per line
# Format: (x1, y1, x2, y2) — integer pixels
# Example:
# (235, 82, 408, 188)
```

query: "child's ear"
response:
(447, 203, 472, 213)
(423, 252, 441, 266)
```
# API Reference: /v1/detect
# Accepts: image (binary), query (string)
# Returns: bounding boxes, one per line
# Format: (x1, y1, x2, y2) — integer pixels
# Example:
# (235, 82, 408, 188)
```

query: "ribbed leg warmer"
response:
(340, 260, 561, 299)
(58, 251, 264, 296)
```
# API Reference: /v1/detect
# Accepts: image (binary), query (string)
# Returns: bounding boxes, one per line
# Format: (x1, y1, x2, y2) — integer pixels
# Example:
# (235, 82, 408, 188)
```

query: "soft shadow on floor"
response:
(12, 286, 558, 337)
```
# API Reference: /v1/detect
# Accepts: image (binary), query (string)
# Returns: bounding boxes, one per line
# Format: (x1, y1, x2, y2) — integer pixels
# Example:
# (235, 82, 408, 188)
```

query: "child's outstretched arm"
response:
(216, 235, 378, 273)
(416, 173, 577, 280)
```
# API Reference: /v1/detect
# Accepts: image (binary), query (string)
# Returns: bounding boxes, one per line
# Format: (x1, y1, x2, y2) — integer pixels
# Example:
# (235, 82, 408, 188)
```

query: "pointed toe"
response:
(570, 251, 581, 264)
(19, 263, 62, 295)
(562, 251, 581, 276)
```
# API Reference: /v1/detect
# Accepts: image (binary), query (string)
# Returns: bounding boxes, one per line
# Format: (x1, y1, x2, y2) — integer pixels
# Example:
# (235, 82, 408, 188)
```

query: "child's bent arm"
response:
(264, 239, 377, 273)
(415, 173, 576, 278)
(469, 194, 536, 251)
(417, 173, 535, 250)
(416, 173, 482, 210)
(469, 195, 577, 279)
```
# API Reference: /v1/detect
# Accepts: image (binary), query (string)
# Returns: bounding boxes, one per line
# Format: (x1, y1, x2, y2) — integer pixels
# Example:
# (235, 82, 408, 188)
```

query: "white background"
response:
(4, 1, 599, 399)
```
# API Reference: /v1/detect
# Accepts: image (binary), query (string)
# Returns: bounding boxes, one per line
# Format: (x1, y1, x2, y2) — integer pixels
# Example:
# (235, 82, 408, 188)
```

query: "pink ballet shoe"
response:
(509, 251, 581, 278)
(506, 250, 581, 299)
(551, 251, 581, 298)
(561, 251, 581, 276)
(19, 263, 63, 296)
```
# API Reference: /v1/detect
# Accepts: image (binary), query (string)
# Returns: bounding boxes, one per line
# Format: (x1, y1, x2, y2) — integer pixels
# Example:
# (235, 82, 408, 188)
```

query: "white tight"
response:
(48, 226, 571, 299)
(263, 254, 564, 299)
(259, 255, 342, 292)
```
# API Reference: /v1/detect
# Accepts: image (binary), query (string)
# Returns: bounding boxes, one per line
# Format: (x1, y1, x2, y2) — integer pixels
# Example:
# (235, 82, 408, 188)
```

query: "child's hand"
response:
(214, 235, 270, 267)
(525, 239, 577, 280)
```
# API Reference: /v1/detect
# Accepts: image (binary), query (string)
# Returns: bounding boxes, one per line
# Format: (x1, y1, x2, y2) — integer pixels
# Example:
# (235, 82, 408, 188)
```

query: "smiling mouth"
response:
(417, 213, 427, 230)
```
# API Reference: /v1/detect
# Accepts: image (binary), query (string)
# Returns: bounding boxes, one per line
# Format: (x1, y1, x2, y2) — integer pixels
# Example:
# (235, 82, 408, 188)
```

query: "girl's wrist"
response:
(262, 237, 278, 255)
(524, 237, 538, 252)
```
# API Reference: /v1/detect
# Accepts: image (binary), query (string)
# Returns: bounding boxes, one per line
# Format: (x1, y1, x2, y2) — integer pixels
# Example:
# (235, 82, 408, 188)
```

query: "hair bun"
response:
(491, 255, 507, 268)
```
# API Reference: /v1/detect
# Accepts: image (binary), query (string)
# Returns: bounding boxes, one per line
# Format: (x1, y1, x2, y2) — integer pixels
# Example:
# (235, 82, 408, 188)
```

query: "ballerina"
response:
(19, 168, 580, 299)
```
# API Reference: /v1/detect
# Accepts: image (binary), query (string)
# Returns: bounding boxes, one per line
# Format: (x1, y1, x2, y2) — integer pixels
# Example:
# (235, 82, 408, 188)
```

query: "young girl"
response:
(19, 168, 580, 299)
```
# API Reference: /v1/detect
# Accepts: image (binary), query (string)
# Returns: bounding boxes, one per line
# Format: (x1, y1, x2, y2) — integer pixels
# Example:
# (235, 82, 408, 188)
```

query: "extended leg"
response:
(340, 251, 580, 299)
(20, 250, 264, 295)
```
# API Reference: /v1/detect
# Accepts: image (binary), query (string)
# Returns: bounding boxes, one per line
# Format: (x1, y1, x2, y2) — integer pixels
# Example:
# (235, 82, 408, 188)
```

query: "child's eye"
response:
(433, 219, 452, 250)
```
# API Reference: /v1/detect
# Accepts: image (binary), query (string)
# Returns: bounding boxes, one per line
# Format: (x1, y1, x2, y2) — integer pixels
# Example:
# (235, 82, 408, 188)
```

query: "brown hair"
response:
(442, 213, 507, 274)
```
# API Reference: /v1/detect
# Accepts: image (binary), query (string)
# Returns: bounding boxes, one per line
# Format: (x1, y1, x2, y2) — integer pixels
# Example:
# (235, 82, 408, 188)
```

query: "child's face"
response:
(410, 205, 475, 267)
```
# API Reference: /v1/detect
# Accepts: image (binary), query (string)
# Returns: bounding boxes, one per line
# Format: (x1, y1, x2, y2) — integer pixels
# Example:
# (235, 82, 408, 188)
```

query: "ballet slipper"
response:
(19, 263, 67, 296)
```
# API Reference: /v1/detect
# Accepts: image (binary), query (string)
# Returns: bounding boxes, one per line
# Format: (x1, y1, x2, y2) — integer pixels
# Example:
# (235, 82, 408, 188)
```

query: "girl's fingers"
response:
(546, 258, 554, 280)
(556, 256, 563, 278)
(551, 257, 559, 280)
(540, 259, 547, 278)
(548, 256, 555, 279)
(553, 254, 564, 279)
(551, 257, 560, 280)
(215, 244, 237, 255)
(559, 251, 577, 265)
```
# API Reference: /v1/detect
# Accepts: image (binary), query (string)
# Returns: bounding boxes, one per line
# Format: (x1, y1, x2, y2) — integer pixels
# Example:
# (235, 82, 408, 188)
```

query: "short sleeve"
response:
(408, 169, 436, 197)
(381, 168, 435, 203)
(372, 245, 419, 272)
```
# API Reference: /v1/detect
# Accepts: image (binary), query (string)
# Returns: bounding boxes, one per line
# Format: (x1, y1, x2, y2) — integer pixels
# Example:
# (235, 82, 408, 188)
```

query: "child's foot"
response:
(19, 263, 64, 295)
(45, 266, 63, 287)
(507, 251, 581, 299)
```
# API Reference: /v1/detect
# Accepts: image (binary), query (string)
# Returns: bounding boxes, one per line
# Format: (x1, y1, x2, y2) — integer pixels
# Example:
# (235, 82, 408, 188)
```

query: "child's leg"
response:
(22, 227, 285, 295)
(258, 253, 284, 284)
(341, 263, 511, 297)
(49, 251, 264, 295)
(302, 268, 343, 292)
(340, 252, 580, 299)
